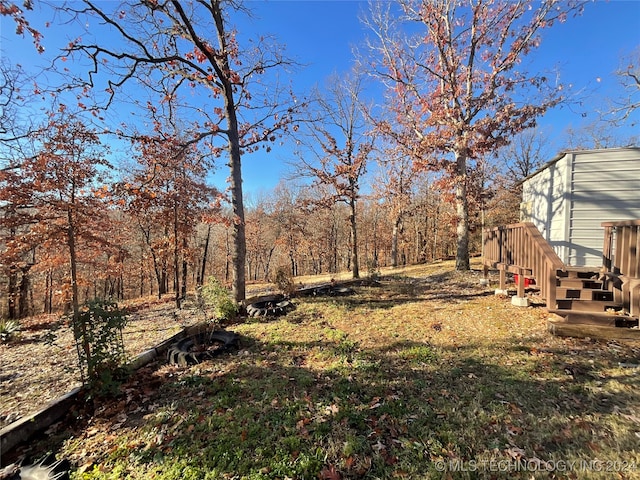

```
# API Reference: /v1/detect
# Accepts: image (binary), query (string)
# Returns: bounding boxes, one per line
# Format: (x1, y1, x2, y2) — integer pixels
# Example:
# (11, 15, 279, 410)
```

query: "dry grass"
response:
(4, 260, 640, 479)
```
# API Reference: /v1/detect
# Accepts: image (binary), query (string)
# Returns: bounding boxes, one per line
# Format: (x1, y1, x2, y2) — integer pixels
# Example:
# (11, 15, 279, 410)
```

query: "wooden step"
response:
(548, 314, 640, 341)
(555, 299, 622, 313)
(556, 287, 613, 301)
(549, 311, 637, 327)
(556, 278, 603, 289)
(557, 268, 600, 280)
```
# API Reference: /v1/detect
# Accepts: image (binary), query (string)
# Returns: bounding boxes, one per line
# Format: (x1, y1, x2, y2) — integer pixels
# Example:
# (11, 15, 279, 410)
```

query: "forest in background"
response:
(1, 0, 637, 319)
(0, 139, 515, 318)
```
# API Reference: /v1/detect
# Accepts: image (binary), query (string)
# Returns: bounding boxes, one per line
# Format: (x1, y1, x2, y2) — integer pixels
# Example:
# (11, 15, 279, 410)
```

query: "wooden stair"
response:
(483, 221, 640, 341)
(547, 267, 639, 339)
(555, 269, 622, 312)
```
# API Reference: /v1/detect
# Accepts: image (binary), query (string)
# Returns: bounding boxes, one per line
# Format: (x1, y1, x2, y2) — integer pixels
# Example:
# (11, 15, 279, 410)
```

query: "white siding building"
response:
(520, 147, 640, 267)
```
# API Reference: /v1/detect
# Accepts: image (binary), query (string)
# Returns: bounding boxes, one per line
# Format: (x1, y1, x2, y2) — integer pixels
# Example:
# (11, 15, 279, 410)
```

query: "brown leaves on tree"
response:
(366, 0, 584, 269)
(52, 0, 302, 301)
(294, 72, 375, 279)
(0, 110, 114, 317)
(115, 126, 220, 306)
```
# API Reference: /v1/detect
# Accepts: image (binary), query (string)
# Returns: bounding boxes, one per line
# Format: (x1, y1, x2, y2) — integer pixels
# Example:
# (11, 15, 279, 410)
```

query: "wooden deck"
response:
(483, 221, 640, 340)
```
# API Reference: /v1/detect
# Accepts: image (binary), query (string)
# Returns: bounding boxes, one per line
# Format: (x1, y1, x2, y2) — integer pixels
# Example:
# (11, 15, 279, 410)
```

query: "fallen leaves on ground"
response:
(3, 261, 640, 479)
(0, 297, 200, 429)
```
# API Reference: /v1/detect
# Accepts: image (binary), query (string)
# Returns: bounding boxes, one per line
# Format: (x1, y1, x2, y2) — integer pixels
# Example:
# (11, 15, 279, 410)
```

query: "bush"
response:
(366, 259, 380, 280)
(273, 266, 295, 295)
(70, 299, 129, 396)
(199, 276, 238, 323)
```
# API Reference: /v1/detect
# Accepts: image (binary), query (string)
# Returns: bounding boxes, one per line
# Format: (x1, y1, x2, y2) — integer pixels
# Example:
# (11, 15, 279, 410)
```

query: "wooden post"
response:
(546, 267, 557, 310)
(631, 281, 640, 318)
(602, 225, 613, 272)
(614, 226, 624, 275)
(511, 267, 530, 307)
(517, 268, 525, 298)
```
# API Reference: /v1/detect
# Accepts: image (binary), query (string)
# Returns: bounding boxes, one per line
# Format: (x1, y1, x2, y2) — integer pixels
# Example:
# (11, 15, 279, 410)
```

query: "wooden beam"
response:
(601, 220, 640, 227)
(547, 317, 640, 341)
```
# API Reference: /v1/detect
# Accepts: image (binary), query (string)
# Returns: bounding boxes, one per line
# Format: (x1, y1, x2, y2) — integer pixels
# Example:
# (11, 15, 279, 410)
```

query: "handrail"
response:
(602, 220, 640, 276)
(483, 222, 564, 309)
(601, 220, 640, 316)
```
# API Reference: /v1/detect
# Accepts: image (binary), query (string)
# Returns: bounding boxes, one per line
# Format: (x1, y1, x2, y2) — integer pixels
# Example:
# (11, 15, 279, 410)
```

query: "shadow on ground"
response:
(11, 329, 639, 479)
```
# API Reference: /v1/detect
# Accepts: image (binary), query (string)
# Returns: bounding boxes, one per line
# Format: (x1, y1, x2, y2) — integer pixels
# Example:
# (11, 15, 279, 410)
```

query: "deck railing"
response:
(483, 222, 564, 309)
(602, 220, 640, 317)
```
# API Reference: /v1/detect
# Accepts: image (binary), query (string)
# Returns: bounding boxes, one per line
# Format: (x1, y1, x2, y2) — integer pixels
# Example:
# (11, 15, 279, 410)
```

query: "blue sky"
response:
(1, 0, 639, 195)
(237, 0, 640, 195)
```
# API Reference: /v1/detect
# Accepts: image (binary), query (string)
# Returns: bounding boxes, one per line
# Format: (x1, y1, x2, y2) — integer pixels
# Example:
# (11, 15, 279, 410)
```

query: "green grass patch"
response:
(28, 261, 640, 479)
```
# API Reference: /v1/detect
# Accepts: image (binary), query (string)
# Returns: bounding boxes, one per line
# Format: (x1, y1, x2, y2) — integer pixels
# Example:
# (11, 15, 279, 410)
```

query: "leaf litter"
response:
(4, 261, 640, 479)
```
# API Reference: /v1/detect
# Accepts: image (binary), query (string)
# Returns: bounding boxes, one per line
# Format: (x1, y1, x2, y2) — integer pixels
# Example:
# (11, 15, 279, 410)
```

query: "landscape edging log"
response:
(0, 327, 190, 459)
(0, 385, 83, 458)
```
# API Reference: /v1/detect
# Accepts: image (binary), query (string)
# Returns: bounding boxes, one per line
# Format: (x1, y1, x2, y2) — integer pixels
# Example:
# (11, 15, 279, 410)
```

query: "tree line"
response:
(0, 112, 504, 318)
(1, 0, 637, 320)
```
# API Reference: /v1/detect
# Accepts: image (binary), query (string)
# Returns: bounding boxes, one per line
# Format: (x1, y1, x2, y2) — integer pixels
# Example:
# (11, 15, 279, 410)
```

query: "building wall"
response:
(521, 147, 640, 267)
(567, 148, 640, 267)
(521, 153, 571, 263)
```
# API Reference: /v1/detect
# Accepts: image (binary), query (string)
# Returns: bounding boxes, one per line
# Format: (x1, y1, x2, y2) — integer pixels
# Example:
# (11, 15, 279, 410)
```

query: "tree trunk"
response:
(227, 118, 246, 303)
(246, 257, 253, 282)
(391, 215, 402, 268)
(198, 224, 211, 286)
(6, 221, 17, 318)
(7, 265, 17, 319)
(153, 258, 164, 298)
(181, 236, 188, 301)
(263, 245, 275, 280)
(67, 211, 80, 319)
(225, 229, 231, 283)
(140, 225, 164, 298)
(67, 207, 91, 378)
(432, 206, 439, 261)
(139, 256, 145, 298)
(372, 212, 379, 269)
(332, 216, 338, 273)
(173, 199, 181, 309)
(455, 151, 470, 270)
(213, 0, 246, 303)
(44, 269, 53, 314)
(161, 259, 168, 297)
(349, 197, 359, 279)
(289, 251, 296, 278)
(414, 222, 422, 264)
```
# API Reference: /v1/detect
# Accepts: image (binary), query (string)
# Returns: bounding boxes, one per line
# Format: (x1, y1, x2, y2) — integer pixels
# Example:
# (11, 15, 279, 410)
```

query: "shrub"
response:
(273, 266, 295, 295)
(199, 276, 238, 323)
(70, 299, 129, 396)
(366, 259, 380, 279)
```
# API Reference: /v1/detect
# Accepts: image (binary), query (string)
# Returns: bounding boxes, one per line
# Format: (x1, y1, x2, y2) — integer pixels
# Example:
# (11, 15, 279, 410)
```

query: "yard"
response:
(3, 261, 640, 479)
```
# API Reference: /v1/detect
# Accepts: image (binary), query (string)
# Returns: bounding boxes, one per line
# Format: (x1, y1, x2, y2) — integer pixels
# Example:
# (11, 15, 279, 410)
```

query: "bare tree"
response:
(562, 122, 632, 151)
(52, 0, 297, 302)
(0, 62, 19, 139)
(372, 143, 417, 268)
(562, 49, 640, 150)
(477, 127, 552, 230)
(605, 48, 640, 126)
(495, 127, 551, 185)
(293, 72, 375, 279)
(365, 0, 583, 270)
